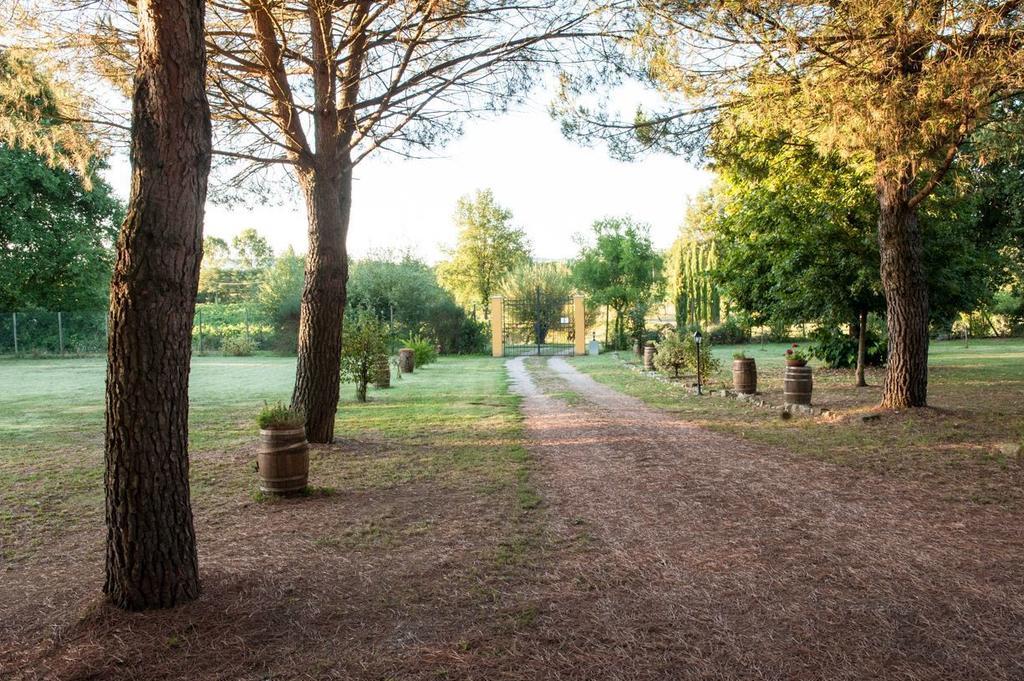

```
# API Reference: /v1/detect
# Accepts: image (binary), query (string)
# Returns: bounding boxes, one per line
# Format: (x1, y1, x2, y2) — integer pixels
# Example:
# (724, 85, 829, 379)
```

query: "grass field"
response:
(0, 356, 530, 563)
(3, 345, 1023, 677)
(571, 338, 1024, 507)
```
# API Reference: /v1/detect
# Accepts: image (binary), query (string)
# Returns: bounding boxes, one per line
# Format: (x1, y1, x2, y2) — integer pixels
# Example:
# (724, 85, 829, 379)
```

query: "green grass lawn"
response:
(571, 338, 1024, 506)
(0, 355, 528, 561)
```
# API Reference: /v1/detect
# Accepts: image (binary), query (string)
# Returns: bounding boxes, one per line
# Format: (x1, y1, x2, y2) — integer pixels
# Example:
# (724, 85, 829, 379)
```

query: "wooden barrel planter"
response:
(783, 364, 813, 405)
(732, 358, 757, 394)
(643, 344, 656, 371)
(398, 348, 415, 373)
(257, 427, 309, 494)
(373, 356, 391, 389)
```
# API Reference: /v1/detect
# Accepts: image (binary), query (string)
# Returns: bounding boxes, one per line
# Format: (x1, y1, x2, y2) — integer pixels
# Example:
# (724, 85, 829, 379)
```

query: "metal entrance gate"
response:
(502, 289, 575, 357)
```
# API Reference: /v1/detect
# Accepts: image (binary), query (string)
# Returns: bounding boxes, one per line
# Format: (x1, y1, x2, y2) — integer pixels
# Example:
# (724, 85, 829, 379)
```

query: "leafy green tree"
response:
(257, 246, 305, 353)
(232, 228, 274, 269)
(437, 189, 531, 317)
(203, 237, 231, 268)
(561, 1, 1024, 408)
(0, 49, 97, 182)
(500, 262, 574, 345)
(340, 312, 389, 402)
(348, 254, 486, 354)
(199, 229, 275, 302)
(0, 145, 123, 310)
(571, 217, 662, 349)
(707, 129, 1011, 385)
(653, 332, 720, 381)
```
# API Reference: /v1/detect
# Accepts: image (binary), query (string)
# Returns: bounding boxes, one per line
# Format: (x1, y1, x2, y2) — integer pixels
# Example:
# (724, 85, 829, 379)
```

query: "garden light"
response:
(694, 329, 703, 396)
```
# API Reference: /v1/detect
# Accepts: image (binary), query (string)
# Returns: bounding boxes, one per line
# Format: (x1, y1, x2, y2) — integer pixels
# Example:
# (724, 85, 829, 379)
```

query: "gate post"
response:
(573, 295, 586, 356)
(490, 296, 504, 358)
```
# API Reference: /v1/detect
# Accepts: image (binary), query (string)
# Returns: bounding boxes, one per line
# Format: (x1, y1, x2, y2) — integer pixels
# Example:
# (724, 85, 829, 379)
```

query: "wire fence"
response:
(0, 307, 276, 356)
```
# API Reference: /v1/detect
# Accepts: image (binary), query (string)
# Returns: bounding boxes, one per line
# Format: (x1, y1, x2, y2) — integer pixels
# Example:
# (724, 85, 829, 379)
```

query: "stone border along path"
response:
(504, 356, 1024, 680)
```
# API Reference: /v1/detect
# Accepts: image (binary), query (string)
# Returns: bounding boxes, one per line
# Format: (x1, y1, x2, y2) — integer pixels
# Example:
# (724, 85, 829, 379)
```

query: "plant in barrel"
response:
(732, 351, 757, 395)
(341, 312, 390, 402)
(785, 343, 809, 367)
(783, 345, 813, 405)
(256, 401, 308, 494)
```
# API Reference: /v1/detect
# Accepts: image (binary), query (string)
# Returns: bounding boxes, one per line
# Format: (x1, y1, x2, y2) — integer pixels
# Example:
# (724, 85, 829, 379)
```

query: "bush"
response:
(708, 318, 749, 345)
(653, 334, 688, 378)
(222, 334, 257, 356)
(653, 332, 721, 380)
(401, 334, 437, 367)
(809, 325, 887, 369)
(341, 313, 390, 402)
(258, 401, 303, 430)
(453, 318, 490, 354)
(691, 334, 721, 378)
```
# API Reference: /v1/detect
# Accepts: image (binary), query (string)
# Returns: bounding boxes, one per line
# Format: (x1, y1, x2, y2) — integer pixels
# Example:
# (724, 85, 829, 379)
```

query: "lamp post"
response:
(694, 329, 703, 396)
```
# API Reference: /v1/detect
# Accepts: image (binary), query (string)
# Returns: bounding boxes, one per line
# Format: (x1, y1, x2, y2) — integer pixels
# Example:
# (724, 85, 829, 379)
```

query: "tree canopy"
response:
(571, 217, 662, 348)
(437, 189, 531, 316)
(0, 48, 97, 183)
(560, 0, 1024, 408)
(0, 146, 123, 311)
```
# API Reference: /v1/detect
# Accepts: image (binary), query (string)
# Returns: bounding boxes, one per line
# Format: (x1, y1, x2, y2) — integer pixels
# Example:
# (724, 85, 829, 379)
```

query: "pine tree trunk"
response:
(104, 0, 211, 611)
(855, 309, 868, 388)
(877, 170, 930, 408)
(291, 164, 351, 443)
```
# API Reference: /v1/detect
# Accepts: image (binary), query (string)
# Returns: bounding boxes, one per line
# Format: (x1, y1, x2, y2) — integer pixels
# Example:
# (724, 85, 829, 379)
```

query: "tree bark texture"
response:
(855, 309, 868, 388)
(104, 0, 211, 611)
(291, 165, 350, 443)
(876, 170, 930, 408)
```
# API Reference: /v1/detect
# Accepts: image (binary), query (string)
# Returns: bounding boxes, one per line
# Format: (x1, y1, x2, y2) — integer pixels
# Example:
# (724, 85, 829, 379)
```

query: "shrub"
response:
(258, 401, 303, 430)
(401, 334, 437, 367)
(222, 334, 257, 356)
(691, 334, 721, 378)
(733, 351, 748, 360)
(654, 332, 721, 380)
(808, 325, 887, 369)
(341, 313, 390, 402)
(454, 318, 490, 354)
(708, 318, 749, 345)
(653, 334, 688, 378)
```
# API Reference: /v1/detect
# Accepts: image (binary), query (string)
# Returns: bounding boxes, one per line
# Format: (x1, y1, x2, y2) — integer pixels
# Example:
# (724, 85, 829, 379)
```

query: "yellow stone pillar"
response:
(573, 294, 586, 356)
(491, 296, 504, 358)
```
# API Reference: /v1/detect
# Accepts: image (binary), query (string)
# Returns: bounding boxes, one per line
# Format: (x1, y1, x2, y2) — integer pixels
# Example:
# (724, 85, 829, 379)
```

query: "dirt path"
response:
(506, 356, 1024, 680)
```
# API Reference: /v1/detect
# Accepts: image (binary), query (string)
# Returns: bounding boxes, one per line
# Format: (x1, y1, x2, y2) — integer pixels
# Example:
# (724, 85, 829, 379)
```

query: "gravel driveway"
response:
(505, 356, 1024, 680)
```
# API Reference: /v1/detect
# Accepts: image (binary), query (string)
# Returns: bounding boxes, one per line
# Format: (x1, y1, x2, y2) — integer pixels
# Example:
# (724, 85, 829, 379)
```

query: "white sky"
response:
(101, 94, 712, 264)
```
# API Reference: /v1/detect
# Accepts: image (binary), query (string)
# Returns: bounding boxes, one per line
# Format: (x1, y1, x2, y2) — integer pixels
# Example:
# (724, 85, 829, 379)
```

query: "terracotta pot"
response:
(785, 359, 808, 367)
